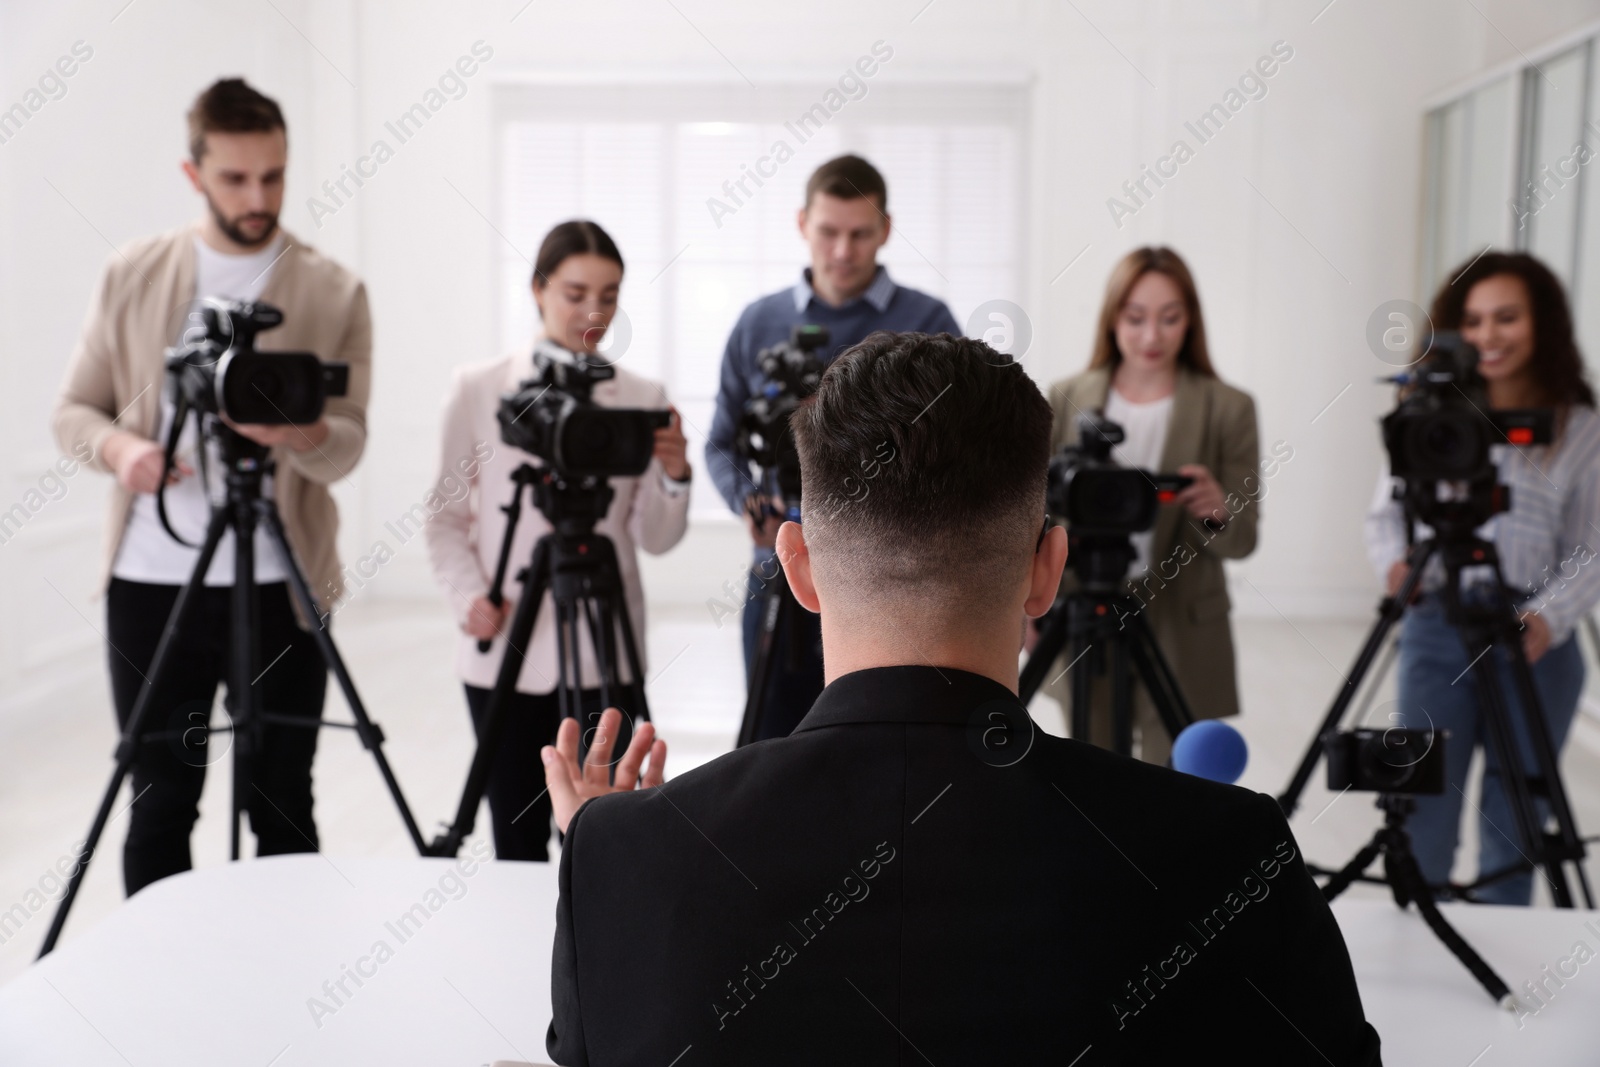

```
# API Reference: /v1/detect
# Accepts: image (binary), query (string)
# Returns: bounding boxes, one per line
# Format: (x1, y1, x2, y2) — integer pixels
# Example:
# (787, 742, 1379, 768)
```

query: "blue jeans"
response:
(1396, 596, 1586, 905)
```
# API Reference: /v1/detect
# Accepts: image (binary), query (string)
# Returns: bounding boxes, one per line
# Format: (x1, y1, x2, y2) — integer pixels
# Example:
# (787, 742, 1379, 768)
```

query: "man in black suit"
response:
(541, 331, 1382, 1065)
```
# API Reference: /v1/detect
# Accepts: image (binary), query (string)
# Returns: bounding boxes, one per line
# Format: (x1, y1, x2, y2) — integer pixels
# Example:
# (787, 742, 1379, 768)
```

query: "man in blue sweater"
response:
(706, 154, 960, 741)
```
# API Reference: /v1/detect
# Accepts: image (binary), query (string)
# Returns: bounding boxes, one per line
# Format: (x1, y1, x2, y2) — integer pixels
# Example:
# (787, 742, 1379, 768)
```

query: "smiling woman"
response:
(1366, 250, 1600, 906)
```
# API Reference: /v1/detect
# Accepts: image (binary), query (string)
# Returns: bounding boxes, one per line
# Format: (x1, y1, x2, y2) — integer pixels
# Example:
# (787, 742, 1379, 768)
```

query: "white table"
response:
(0, 855, 556, 1066)
(1, 855, 1596, 1065)
(1330, 893, 1600, 1063)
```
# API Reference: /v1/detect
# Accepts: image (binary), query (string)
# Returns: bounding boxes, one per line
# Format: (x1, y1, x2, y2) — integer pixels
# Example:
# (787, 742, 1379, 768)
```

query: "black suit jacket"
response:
(547, 666, 1382, 1065)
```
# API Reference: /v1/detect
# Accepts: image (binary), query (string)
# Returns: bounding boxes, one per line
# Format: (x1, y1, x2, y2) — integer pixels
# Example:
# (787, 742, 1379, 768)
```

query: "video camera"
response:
(1380, 332, 1553, 530)
(165, 299, 348, 425)
(1047, 412, 1191, 590)
(734, 324, 828, 514)
(498, 340, 670, 480)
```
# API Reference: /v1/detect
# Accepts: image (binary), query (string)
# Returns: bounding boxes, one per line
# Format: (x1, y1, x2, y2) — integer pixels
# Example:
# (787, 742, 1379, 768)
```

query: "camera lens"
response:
(1407, 410, 1481, 479)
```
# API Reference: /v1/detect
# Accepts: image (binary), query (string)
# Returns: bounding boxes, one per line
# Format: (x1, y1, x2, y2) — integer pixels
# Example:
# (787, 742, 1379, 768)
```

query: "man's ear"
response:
(181, 158, 203, 194)
(1024, 524, 1068, 619)
(775, 521, 821, 614)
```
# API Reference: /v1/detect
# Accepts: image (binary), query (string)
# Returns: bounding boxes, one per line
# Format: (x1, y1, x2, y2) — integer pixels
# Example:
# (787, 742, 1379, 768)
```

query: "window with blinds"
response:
(493, 81, 1028, 520)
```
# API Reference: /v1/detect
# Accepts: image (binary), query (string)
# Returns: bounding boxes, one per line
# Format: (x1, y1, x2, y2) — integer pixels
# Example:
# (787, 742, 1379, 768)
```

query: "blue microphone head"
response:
(1171, 720, 1248, 784)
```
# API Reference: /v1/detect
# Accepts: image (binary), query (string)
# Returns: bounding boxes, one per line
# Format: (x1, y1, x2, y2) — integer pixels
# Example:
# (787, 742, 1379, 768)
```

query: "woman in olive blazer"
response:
(1040, 247, 1263, 764)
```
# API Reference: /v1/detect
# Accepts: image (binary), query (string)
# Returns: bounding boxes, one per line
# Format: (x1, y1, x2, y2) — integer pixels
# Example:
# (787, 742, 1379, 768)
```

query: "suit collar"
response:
(791, 665, 1024, 732)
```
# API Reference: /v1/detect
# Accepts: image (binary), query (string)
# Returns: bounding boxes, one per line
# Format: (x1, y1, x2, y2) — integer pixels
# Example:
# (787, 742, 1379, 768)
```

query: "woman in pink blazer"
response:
(425, 220, 692, 860)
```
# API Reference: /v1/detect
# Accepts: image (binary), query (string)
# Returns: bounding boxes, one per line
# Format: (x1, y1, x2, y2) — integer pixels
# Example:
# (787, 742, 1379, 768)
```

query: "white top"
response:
(112, 234, 289, 586)
(1104, 387, 1175, 576)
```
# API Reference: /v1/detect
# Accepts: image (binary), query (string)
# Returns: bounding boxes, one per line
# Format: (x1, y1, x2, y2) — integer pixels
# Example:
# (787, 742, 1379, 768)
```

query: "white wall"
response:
(4, 0, 1599, 703)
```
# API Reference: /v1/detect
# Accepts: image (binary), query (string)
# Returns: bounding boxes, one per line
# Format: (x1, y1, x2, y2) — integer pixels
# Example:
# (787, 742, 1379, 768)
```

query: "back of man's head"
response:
(792, 331, 1052, 622)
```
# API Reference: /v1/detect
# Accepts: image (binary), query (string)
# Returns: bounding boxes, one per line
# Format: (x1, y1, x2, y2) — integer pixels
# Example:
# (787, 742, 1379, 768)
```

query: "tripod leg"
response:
(1387, 833, 1513, 1005)
(737, 570, 789, 747)
(259, 508, 427, 853)
(228, 497, 260, 862)
(562, 597, 596, 765)
(1069, 602, 1096, 744)
(1110, 637, 1133, 758)
(1018, 597, 1071, 705)
(1123, 608, 1197, 745)
(581, 597, 613, 713)
(1279, 542, 1436, 817)
(39, 506, 232, 958)
(1465, 643, 1570, 906)
(607, 581, 652, 723)
(554, 595, 578, 726)
(1497, 615, 1591, 907)
(1321, 838, 1383, 903)
(431, 540, 552, 856)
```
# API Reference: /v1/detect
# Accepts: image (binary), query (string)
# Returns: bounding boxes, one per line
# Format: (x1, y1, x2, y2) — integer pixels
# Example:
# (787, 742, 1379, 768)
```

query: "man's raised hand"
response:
(541, 707, 667, 833)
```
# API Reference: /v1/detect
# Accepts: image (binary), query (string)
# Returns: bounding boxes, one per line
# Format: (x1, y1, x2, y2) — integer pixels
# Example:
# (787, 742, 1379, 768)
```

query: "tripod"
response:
(1020, 538, 1195, 757)
(733, 491, 816, 747)
(41, 426, 425, 957)
(1278, 533, 1593, 908)
(735, 551, 809, 747)
(1323, 792, 1513, 1006)
(427, 463, 649, 857)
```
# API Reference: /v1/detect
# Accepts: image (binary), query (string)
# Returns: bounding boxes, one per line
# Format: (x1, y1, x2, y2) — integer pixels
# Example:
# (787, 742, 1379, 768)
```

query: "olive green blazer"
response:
(1046, 365, 1260, 720)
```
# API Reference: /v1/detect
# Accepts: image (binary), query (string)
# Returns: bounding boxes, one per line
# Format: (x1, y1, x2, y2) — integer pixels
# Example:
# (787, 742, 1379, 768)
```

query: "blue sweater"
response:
(706, 265, 960, 517)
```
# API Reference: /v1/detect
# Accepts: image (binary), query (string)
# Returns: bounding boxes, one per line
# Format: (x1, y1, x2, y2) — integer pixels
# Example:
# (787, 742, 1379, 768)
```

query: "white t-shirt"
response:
(1103, 387, 1175, 577)
(111, 232, 290, 586)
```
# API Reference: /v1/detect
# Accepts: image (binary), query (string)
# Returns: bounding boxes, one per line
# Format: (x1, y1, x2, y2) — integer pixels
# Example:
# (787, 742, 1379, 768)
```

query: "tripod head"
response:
(526, 463, 617, 540)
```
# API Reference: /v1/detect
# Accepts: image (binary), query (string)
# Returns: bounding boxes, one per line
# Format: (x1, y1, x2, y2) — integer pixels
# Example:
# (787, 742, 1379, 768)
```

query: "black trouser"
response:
(463, 684, 608, 862)
(105, 578, 327, 896)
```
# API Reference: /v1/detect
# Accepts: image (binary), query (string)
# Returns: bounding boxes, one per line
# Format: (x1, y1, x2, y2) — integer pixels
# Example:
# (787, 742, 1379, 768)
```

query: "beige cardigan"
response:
(424, 351, 691, 694)
(52, 223, 371, 618)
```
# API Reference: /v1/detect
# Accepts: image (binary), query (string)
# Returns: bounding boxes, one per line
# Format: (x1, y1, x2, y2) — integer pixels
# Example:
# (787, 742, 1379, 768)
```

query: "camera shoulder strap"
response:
(155, 390, 201, 548)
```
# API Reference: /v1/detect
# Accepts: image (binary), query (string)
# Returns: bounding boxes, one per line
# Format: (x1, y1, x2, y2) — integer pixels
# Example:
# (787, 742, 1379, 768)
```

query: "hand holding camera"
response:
(653, 407, 689, 481)
(1174, 462, 1227, 524)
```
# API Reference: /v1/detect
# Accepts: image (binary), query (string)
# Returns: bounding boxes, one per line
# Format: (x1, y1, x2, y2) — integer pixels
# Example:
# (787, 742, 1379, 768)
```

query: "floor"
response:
(3, 600, 1599, 988)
